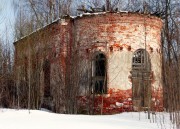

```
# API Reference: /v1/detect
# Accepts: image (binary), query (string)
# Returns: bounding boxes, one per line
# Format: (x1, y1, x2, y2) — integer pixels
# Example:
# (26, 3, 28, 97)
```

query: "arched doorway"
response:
(131, 49, 151, 109)
(92, 53, 107, 94)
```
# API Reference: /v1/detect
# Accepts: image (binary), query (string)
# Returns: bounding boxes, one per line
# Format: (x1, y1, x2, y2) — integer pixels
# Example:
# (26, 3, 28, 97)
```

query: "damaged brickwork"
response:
(14, 12, 163, 114)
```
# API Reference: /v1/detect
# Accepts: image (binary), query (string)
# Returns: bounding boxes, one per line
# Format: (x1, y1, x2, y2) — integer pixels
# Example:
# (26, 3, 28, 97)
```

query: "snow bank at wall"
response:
(0, 109, 172, 129)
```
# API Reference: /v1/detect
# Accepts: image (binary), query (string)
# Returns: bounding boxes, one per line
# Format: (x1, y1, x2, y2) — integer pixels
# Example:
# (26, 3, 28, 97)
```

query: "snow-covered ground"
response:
(0, 109, 172, 129)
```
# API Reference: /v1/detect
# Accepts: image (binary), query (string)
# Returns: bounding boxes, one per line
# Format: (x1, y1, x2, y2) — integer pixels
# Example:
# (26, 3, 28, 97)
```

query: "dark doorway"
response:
(93, 53, 107, 94)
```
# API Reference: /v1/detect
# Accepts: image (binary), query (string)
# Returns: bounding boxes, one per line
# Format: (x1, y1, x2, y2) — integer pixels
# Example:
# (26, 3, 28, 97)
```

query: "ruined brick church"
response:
(14, 12, 163, 114)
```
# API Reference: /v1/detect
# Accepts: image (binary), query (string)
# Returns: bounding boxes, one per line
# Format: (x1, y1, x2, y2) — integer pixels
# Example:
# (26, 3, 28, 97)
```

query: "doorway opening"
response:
(131, 49, 151, 108)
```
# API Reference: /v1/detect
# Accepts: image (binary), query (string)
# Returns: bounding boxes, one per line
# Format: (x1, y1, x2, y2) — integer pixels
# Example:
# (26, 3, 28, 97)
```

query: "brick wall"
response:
(74, 13, 163, 113)
(14, 12, 163, 114)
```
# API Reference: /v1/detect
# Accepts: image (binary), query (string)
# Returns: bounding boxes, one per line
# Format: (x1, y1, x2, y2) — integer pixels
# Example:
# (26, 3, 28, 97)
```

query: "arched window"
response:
(93, 53, 107, 94)
(132, 49, 147, 70)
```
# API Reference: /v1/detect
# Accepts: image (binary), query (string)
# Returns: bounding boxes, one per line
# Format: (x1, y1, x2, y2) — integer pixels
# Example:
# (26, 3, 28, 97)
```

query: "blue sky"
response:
(0, 0, 16, 43)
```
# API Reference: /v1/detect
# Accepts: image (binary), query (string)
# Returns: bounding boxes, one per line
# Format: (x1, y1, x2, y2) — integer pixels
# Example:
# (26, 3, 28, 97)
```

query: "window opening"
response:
(93, 53, 107, 94)
(43, 59, 51, 97)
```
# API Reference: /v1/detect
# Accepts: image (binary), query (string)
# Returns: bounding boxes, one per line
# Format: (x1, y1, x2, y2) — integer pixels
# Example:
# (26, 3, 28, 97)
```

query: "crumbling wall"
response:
(14, 13, 163, 114)
(74, 13, 163, 113)
(14, 19, 72, 112)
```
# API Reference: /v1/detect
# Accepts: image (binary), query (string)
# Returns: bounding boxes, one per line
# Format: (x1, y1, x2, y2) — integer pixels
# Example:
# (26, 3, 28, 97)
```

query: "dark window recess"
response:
(95, 80, 105, 94)
(94, 53, 107, 94)
(24, 57, 28, 82)
(95, 54, 106, 76)
(43, 59, 51, 97)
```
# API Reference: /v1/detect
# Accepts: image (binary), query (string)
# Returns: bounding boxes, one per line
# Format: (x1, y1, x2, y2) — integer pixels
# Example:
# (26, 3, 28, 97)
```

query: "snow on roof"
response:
(14, 11, 159, 44)
(14, 11, 130, 44)
(14, 18, 61, 44)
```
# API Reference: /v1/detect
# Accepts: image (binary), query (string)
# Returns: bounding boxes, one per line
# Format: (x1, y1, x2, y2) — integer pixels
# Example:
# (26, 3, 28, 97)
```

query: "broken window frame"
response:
(132, 49, 147, 70)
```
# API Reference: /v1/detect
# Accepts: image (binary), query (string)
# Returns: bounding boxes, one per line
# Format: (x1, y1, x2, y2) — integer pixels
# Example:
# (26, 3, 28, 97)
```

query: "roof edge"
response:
(14, 11, 162, 45)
